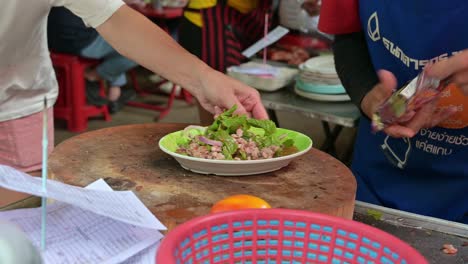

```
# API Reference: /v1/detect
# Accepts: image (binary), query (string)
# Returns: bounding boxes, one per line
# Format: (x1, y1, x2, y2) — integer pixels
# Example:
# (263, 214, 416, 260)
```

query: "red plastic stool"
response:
(50, 52, 111, 132)
(127, 70, 193, 120)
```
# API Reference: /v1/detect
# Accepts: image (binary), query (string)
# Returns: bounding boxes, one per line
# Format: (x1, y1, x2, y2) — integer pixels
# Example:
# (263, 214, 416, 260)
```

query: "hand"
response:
(361, 70, 457, 138)
(194, 68, 269, 119)
(302, 0, 321, 17)
(425, 49, 468, 96)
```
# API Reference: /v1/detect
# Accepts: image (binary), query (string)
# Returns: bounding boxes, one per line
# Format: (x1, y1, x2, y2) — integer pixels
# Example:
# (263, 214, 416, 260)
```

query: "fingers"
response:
(426, 50, 468, 80)
(244, 90, 269, 119)
(427, 106, 458, 128)
(384, 125, 416, 138)
(360, 70, 397, 118)
(460, 85, 468, 96)
(230, 82, 269, 119)
(395, 100, 457, 136)
(213, 106, 224, 117)
(450, 72, 468, 95)
(396, 110, 416, 123)
(426, 50, 468, 95)
(235, 96, 268, 119)
(233, 102, 250, 117)
(378, 69, 398, 92)
(403, 99, 438, 135)
(449, 70, 468, 84)
(250, 103, 269, 120)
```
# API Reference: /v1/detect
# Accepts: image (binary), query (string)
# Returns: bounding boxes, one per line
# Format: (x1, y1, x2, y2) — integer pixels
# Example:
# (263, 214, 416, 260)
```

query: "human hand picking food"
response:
(96, 5, 268, 121)
(361, 70, 457, 138)
(194, 69, 269, 120)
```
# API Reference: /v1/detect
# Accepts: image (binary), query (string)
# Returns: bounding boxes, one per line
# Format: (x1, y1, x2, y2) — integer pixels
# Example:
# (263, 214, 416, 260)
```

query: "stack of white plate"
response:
(295, 56, 351, 102)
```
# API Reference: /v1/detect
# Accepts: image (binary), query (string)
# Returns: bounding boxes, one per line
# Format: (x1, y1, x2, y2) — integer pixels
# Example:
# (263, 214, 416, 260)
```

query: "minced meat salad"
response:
(176, 105, 298, 160)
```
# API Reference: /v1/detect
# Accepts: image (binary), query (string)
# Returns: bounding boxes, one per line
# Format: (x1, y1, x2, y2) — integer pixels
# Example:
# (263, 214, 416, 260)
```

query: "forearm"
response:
(332, 32, 379, 109)
(96, 5, 210, 97)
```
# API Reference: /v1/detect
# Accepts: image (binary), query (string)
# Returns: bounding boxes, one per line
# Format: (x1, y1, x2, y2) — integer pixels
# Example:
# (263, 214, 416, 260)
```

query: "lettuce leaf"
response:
(177, 127, 204, 147)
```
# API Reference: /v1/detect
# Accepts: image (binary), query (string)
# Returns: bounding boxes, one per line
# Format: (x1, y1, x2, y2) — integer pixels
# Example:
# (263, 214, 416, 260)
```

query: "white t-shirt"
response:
(0, 0, 124, 122)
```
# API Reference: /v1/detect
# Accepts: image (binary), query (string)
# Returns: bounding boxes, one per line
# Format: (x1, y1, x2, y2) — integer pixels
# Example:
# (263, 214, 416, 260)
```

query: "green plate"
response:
(159, 128, 313, 176)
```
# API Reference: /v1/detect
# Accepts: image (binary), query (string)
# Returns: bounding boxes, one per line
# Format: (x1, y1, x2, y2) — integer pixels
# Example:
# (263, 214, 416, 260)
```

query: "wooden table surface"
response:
(49, 123, 356, 231)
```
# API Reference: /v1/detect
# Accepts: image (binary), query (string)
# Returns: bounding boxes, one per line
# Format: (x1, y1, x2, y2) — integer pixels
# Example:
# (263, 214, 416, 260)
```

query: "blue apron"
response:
(355, 0, 468, 223)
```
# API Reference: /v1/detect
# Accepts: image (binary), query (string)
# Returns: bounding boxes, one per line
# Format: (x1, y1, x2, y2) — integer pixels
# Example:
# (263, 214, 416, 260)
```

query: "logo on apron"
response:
(367, 12, 380, 42)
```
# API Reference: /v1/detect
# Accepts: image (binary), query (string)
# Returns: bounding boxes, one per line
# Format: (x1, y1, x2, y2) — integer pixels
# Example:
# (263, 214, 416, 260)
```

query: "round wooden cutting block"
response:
(49, 123, 356, 231)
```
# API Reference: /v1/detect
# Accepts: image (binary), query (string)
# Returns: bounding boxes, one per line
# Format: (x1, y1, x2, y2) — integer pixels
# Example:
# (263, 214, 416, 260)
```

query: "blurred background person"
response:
(319, 0, 467, 223)
(178, 0, 273, 124)
(48, 6, 138, 114)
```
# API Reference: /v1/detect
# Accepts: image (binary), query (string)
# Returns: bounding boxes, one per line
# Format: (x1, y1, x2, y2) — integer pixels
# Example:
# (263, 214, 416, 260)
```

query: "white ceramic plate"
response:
(298, 74, 342, 85)
(159, 128, 313, 176)
(303, 56, 337, 75)
(294, 86, 351, 102)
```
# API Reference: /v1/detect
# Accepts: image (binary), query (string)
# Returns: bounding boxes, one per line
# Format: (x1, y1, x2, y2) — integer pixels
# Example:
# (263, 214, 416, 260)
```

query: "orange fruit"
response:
(210, 194, 271, 214)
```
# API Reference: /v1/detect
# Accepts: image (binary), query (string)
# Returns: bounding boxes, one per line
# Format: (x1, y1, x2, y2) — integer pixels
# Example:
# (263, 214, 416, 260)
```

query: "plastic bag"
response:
(279, 0, 319, 34)
(372, 70, 448, 132)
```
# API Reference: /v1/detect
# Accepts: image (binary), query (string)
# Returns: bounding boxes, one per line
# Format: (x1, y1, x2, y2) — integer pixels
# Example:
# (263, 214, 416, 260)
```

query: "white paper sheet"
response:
(0, 165, 165, 230)
(0, 178, 164, 264)
(122, 241, 161, 264)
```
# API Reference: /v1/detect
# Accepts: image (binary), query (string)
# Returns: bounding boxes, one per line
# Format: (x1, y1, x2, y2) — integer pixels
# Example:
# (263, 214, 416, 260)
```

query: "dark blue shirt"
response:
(354, 0, 468, 223)
(47, 7, 98, 54)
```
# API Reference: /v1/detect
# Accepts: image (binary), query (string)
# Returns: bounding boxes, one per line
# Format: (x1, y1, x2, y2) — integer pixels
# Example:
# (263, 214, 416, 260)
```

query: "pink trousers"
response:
(0, 109, 54, 172)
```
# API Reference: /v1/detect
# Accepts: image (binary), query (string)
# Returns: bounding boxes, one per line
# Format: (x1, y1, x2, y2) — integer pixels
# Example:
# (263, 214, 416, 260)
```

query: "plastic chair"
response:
(50, 52, 111, 132)
(127, 70, 193, 120)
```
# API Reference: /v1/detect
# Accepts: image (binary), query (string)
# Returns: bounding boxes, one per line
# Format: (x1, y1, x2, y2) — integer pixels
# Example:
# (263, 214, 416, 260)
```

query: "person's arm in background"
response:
(333, 32, 378, 111)
(315, 0, 380, 112)
(58, 0, 268, 119)
(97, 5, 267, 119)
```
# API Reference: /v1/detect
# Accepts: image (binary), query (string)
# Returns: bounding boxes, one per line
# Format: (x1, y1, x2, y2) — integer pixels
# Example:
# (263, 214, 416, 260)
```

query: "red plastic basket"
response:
(157, 209, 428, 264)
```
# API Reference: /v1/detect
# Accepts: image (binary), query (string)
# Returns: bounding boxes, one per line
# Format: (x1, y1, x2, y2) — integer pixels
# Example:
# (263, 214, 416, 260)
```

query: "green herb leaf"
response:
(215, 130, 238, 159)
(239, 150, 247, 160)
(220, 105, 237, 118)
(221, 115, 247, 134)
(247, 119, 276, 136)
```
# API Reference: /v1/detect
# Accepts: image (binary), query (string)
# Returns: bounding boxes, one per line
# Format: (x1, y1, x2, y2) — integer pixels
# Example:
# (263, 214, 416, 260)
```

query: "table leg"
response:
(267, 109, 279, 127)
(320, 121, 343, 157)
